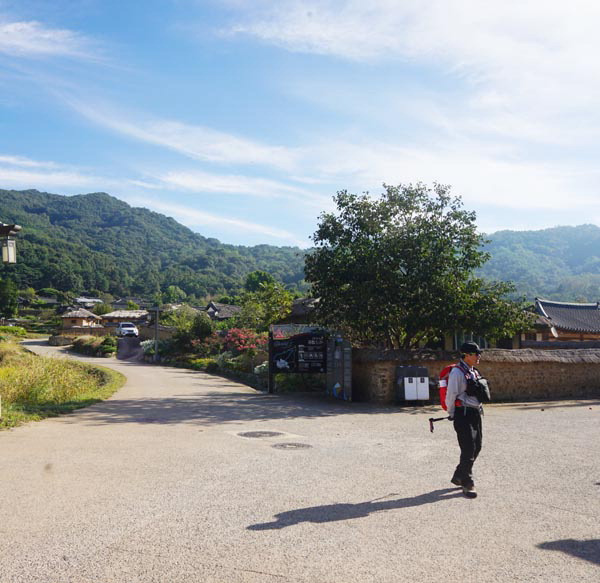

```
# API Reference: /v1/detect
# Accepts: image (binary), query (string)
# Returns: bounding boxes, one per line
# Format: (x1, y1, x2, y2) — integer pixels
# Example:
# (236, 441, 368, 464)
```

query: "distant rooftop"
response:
(61, 308, 101, 319)
(205, 301, 242, 320)
(102, 310, 149, 319)
(535, 298, 600, 334)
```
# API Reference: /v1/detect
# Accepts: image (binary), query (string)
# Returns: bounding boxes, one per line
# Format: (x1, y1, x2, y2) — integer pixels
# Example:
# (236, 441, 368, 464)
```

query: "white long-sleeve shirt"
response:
(445, 360, 481, 417)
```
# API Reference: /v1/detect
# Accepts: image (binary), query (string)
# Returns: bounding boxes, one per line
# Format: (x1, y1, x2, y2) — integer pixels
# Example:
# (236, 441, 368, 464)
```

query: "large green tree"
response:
(305, 183, 532, 349)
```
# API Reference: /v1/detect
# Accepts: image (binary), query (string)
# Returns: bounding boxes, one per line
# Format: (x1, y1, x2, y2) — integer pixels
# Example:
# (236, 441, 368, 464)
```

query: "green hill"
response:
(480, 225, 600, 301)
(0, 189, 307, 299)
(2, 188, 599, 302)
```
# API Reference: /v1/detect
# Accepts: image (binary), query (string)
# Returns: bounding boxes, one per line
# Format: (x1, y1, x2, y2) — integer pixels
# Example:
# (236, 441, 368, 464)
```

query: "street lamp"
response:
(0, 224, 22, 264)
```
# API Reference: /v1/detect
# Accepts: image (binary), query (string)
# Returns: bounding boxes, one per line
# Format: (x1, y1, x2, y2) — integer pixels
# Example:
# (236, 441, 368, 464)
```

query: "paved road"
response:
(1, 341, 598, 582)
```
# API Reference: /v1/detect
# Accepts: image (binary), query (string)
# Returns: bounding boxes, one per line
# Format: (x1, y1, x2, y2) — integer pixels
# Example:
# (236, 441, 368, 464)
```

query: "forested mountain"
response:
(0, 189, 307, 299)
(2, 188, 599, 302)
(480, 225, 600, 301)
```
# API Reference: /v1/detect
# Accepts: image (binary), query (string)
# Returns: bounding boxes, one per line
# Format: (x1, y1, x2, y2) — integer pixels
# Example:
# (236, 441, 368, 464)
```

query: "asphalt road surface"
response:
(0, 340, 598, 582)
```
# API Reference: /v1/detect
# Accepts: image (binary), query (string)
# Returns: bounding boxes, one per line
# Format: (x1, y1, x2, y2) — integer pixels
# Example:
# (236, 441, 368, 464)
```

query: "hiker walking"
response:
(446, 341, 489, 499)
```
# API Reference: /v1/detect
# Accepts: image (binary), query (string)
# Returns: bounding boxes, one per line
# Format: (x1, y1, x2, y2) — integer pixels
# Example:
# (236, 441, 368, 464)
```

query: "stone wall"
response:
(352, 348, 600, 403)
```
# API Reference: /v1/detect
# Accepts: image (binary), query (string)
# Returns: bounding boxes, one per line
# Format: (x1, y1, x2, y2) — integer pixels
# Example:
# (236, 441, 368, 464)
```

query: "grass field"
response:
(0, 339, 125, 429)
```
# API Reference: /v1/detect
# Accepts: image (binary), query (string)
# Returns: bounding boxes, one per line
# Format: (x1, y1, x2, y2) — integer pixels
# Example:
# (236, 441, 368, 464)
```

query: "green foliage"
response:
(244, 270, 275, 292)
(37, 287, 61, 298)
(162, 285, 186, 303)
(160, 304, 197, 330)
(480, 225, 600, 301)
(19, 287, 36, 303)
(190, 311, 215, 340)
(0, 325, 26, 337)
(205, 361, 220, 374)
(93, 302, 113, 315)
(101, 335, 117, 349)
(126, 300, 140, 310)
(0, 278, 18, 318)
(162, 306, 215, 349)
(235, 282, 293, 331)
(0, 188, 307, 298)
(71, 335, 115, 357)
(305, 183, 530, 349)
(186, 357, 218, 371)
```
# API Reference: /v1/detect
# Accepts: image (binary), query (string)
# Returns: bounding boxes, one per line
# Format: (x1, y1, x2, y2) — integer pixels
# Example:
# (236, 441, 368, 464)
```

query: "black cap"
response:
(460, 341, 482, 354)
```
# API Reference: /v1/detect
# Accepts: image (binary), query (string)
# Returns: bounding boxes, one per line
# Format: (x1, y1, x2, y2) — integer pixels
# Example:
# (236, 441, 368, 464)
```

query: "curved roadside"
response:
(0, 338, 126, 429)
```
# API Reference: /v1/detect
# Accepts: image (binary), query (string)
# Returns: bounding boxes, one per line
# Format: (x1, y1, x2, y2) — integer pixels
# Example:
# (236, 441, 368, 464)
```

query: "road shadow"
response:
(71, 389, 409, 426)
(538, 539, 600, 565)
(116, 337, 143, 361)
(497, 400, 600, 410)
(247, 488, 463, 530)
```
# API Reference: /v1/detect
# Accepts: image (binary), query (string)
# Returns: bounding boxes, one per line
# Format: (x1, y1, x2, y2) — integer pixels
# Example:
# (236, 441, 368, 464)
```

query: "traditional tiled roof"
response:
(61, 308, 101, 319)
(289, 297, 319, 317)
(535, 298, 600, 333)
(205, 301, 242, 320)
(102, 310, 149, 320)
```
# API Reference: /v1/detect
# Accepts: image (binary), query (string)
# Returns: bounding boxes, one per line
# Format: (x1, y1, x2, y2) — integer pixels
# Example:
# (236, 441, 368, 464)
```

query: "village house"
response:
(520, 298, 600, 347)
(101, 310, 150, 326)
(204, 301, 242, 321)
(61, 308, 102, 330)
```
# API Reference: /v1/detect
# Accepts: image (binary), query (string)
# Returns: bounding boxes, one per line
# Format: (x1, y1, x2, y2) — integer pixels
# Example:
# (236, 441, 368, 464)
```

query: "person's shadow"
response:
(248, 488, 462, 530)
(538, 539, 600, 566)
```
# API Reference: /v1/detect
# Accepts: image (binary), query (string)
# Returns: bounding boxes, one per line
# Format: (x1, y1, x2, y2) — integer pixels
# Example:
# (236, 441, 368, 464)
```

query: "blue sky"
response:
(1, 0, 599, 248)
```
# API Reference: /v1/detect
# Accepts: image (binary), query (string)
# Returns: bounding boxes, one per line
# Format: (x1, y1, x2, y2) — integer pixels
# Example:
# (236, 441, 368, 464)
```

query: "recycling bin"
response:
(396, 365, 429, 402)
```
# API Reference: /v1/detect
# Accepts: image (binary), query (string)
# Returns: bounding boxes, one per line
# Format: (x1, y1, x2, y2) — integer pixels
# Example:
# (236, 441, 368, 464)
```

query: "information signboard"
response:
(270, 325, 327, 374)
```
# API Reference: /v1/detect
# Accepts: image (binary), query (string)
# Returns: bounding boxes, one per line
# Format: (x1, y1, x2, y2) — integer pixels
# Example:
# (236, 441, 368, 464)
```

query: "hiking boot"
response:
(451, 476, 463, 487)
(462, 484, 478, 498)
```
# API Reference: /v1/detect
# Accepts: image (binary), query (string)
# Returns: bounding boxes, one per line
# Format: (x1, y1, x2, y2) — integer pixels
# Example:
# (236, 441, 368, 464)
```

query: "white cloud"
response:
(0, 154, 116, 190)
(228, 0, 600, 145)
(0, 154, 58, 168)
(156, 169, 327, 206)
(66, 99, 298, 170)
(129, 197, 308, 246)
(298, 138, 600, 212)
(0, 19, 97, 60)
(0, 165, 96, 189)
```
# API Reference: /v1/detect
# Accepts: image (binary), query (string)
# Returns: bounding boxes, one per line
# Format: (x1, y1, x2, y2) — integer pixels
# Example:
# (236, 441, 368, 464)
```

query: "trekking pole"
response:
(429, 416, 450, 433)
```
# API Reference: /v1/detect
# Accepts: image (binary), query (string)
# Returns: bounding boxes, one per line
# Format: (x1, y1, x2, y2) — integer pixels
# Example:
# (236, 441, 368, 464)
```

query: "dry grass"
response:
(0, 339, 125, 428)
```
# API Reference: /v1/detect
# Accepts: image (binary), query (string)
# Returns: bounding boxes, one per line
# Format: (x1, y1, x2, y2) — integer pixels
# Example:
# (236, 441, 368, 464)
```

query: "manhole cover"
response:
(272, 442, 312, 450)
(238, 431, 284, 439)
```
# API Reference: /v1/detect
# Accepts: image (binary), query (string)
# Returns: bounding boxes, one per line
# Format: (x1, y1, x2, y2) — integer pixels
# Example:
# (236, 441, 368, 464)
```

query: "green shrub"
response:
(101, 335, 117, 348)
(187, 357, 218, 371)
(205, 361, 220, 374)
(99, 336, 117, 354)
(72, 335, 104, 356)
(0, 326, 26, 337)
(273, 372, 326, 393)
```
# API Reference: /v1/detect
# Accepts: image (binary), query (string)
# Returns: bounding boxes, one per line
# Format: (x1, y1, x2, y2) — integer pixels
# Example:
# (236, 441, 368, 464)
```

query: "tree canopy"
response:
(305, 183, 532, 349)
(235, 281, 294, 332)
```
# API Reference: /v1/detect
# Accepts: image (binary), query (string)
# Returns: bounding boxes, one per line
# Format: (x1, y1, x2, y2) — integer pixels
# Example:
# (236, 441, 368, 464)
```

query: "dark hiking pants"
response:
(452, 407, 483, 488)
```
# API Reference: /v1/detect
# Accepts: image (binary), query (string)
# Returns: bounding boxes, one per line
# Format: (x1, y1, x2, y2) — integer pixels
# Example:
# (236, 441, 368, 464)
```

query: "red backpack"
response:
(438, 364, 462, 411)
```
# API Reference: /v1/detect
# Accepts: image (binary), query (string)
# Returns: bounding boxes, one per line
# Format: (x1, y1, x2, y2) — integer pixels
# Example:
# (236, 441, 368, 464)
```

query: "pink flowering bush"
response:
(224, 328, 267, 356)
(190, 331, 225, 357)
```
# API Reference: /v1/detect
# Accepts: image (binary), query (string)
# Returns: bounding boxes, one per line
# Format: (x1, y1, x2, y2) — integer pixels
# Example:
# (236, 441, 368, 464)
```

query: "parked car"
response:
(116, 322, 139, 337)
